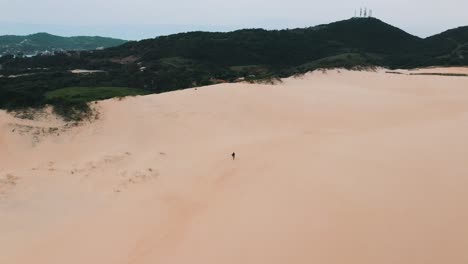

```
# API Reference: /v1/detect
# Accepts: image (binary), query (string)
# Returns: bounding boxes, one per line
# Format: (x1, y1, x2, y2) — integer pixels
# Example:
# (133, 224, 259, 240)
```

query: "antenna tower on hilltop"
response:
(356, 7, 373, 18)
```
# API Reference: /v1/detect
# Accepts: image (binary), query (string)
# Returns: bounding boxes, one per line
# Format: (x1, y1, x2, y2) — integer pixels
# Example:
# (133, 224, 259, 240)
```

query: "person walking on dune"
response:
(232, 152, 236, 160)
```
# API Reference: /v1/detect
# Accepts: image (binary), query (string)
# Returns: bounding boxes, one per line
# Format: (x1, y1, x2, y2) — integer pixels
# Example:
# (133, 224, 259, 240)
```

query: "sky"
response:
(1, 0, 468, 40)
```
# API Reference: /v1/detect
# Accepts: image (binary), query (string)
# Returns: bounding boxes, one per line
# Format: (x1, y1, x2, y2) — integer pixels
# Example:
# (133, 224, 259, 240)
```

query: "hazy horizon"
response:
(1, 0, 468, 40)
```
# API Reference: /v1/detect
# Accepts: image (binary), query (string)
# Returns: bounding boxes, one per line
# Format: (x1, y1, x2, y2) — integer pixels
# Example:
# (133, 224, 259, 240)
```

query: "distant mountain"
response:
(0, 33, 127, 56)
(0, 22, 241, 41)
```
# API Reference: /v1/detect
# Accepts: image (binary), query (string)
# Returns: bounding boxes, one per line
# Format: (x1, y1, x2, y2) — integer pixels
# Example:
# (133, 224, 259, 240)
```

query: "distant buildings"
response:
(0, 48, 69, 58)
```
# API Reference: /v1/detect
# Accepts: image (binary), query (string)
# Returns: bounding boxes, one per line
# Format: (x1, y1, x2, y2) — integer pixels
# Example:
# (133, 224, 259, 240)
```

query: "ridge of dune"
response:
(393, 67, 468, 75)
(1, 69, 468, 264)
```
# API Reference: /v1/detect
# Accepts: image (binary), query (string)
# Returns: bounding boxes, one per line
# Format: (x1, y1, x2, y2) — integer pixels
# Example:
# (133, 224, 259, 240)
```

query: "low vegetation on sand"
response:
(42, 87, 147, 120)
(44, 87, 148, 121)
(44, 87, 148, 103)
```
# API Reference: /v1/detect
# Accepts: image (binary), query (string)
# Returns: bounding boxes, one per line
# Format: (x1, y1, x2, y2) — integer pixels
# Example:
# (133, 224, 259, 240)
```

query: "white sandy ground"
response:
(1, 68, 468, 264)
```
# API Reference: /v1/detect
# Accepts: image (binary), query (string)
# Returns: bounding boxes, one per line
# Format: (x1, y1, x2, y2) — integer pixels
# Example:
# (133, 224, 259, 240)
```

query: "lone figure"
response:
(231, 152, 236, 160)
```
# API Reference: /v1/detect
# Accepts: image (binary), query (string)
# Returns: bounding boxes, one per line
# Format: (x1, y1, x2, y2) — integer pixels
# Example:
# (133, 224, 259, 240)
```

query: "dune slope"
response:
(1, 69, 468, 264)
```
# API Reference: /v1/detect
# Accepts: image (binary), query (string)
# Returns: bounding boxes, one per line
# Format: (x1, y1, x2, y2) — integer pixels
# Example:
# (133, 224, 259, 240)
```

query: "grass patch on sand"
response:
(44, 87, 148, 121)
(45, 87, 149, 103)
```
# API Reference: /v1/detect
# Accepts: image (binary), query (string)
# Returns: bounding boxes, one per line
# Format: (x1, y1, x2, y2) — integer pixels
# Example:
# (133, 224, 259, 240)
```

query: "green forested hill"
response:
(0, 33, 127, 55)
(101, 18, 422, 67)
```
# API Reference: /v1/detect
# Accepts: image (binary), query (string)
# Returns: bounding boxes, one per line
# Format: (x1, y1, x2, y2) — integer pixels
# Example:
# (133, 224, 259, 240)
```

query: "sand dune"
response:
(1, 69, 468, 264)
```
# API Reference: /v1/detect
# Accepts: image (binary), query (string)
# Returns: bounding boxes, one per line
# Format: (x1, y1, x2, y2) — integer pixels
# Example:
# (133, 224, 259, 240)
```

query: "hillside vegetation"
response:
(0, 33, 127, 56)
(1, 17, 468, 119)
(45, 87, 148, 120)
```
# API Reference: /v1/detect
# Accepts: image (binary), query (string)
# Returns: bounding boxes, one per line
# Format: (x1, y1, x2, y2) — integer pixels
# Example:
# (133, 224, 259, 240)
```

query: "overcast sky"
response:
(1, 0, 468, 39)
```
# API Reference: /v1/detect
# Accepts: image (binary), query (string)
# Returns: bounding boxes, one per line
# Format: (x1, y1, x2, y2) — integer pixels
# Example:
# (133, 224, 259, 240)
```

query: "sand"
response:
(70, 69, 107, 74)
(1, 68, 468, 264)
(396, 67, 468, 75)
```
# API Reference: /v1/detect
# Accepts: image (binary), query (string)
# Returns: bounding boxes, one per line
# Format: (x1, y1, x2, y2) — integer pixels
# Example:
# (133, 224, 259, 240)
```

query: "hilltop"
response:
(0, 33, 127, 56)
(1, 18, 468, 117)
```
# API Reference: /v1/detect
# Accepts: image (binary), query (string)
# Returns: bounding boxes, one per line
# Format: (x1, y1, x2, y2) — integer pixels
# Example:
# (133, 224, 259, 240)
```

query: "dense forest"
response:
(1, 18, 468, 119)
